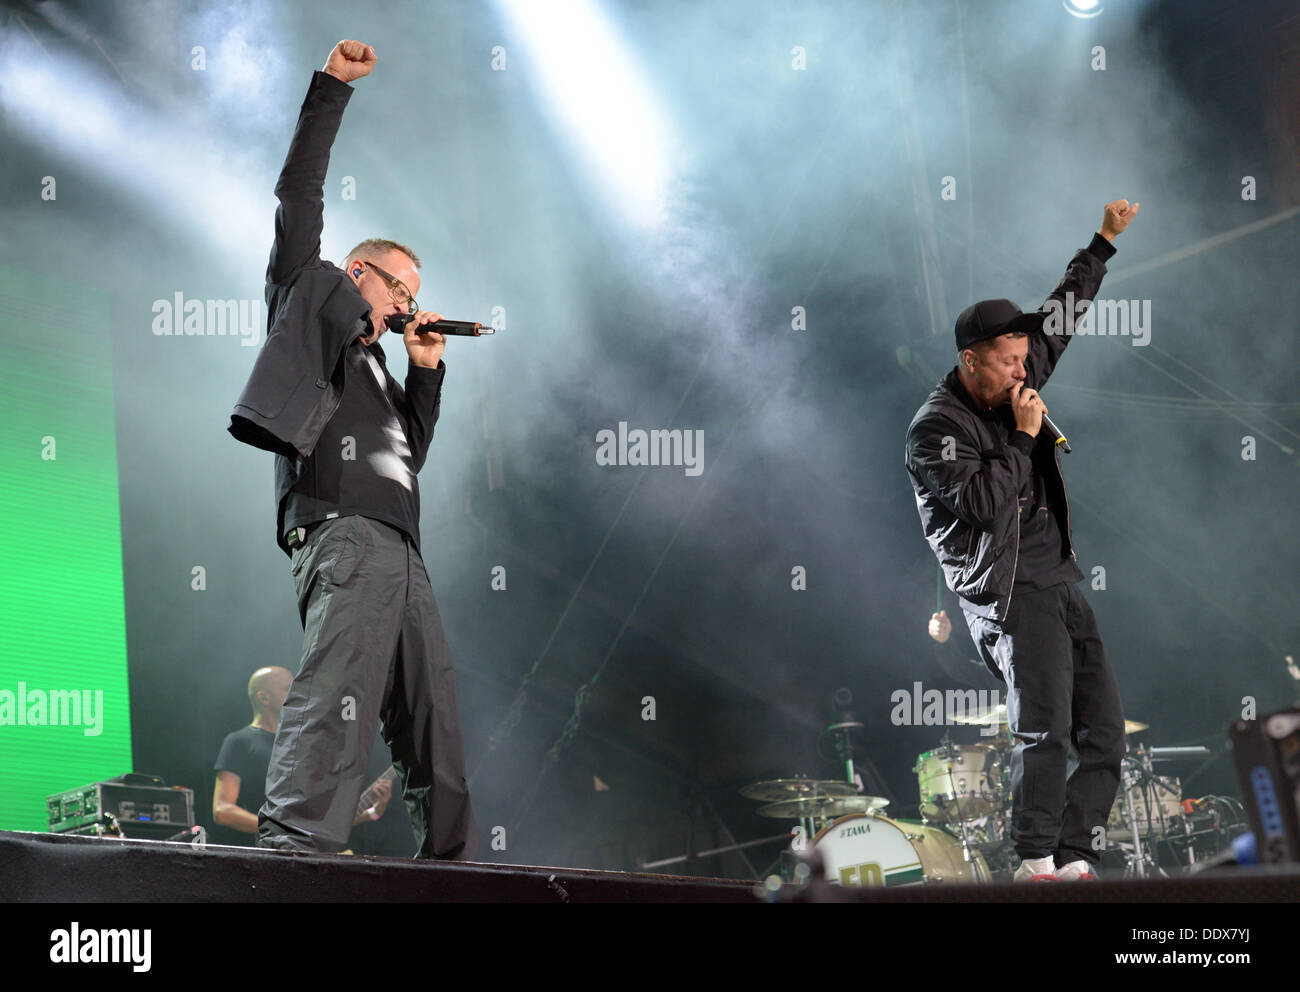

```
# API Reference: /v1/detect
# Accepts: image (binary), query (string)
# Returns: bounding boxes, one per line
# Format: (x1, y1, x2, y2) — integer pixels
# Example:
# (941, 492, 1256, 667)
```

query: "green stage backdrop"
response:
(0, 265, 134, 832)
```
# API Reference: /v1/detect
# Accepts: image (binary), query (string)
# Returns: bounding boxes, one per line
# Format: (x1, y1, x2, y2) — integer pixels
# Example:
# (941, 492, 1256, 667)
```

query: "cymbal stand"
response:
(827, 718, 862, 793)
(1116, 744, 1172, 878)
(1118, 753, 1149, 878)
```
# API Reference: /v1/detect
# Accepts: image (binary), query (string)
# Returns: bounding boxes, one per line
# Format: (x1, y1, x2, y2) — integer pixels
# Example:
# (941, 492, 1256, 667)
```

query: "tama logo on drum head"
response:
(889, 681, 1003, 735)
(814, 814, 991, 887)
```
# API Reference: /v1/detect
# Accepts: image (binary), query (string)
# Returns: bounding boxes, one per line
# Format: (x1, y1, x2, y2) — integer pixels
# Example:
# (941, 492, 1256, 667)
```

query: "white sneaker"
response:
(1054, 859, 1098, 881)
(1012, 855, 1058, 882)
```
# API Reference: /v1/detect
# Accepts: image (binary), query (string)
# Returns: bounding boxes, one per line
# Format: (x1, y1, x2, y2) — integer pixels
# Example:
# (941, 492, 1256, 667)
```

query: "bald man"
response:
(212, 666, 393, 844)
(213, 667, 294, 843)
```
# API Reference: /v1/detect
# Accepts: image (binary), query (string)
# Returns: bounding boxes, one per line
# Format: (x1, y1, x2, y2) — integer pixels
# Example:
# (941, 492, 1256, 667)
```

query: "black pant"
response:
(964, 581, 1125, 866)
(258, 515, 479, 860)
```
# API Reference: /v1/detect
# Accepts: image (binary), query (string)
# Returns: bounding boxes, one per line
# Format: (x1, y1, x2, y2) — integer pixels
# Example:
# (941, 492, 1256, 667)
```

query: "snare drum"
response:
(811, 813, 990, 886)
(914, 743, 1005, 820)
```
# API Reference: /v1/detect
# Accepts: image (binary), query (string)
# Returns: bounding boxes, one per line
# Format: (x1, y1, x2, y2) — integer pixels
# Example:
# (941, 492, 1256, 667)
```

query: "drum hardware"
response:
(821, 688, 896, 806)
(1109, 741, 1220, 877)
(742, 777, 890, 872)
(1116, 757, 1158, 878)
(1112, 742, 1180, 877)
(827, 716, 865, 795)
(939, 733, 986, 871)
(640, 831, 794, 872)
(1106, 793, 1247, 875)
(1147, 745, 1211, 762)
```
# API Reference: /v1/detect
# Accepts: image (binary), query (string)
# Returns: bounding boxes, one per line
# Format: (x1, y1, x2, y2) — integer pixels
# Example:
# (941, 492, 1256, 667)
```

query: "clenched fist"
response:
(1010, 382, 1047, 438)
(1099, 199, 1140, 242)
(402, 310, 446, 369)
(323, 40, 377, 84)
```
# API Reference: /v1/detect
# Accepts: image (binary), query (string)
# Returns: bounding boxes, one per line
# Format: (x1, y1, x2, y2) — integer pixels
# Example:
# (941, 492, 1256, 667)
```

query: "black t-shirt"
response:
(1007, 421, 1084, 591)
(951, 374, 1083, 594)
(211, 724, 276, 846)
(279, 338, 444, 554)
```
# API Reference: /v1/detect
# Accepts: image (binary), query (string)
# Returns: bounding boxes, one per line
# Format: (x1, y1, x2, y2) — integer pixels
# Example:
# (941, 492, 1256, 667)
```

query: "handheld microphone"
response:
(1041, 413, 1071, 453)
(385, 313, 495, 336)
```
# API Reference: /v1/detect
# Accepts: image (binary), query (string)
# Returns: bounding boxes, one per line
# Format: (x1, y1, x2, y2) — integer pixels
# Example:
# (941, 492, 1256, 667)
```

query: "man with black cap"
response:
(904, 200, 1139, 881)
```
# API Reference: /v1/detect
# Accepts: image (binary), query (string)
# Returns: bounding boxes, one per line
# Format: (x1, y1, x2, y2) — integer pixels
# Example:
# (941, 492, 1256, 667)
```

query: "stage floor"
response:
(5, 829, 1300, 904)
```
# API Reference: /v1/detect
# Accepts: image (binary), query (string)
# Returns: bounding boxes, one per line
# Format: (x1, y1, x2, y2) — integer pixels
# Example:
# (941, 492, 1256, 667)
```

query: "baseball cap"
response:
(954, 299, 1044, 352)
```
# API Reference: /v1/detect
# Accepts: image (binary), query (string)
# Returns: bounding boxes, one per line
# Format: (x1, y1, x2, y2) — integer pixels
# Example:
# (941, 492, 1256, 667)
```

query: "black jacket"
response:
(904, 233, 1115, 622)
(227, 71, 446, 556)
(228, 70, 373, 464)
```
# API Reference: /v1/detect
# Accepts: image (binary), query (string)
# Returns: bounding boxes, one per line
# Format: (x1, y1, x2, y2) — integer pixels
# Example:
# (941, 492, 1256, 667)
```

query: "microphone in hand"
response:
(385, 313, 495, 337)
(1041, 413, 1071, 453)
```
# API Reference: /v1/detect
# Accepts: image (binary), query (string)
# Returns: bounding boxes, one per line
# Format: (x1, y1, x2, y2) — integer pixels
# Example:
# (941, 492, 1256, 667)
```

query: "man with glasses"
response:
(229, 40, 478, 860)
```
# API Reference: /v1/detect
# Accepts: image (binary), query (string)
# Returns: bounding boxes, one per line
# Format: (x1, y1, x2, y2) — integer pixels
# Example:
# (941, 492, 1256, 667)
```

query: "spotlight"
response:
(494, 0, 674, 229)
(1063, 0, 1104, 17)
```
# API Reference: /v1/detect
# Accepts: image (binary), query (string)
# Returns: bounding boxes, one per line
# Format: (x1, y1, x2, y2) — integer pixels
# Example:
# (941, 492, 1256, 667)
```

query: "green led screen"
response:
(0, 264, 133, 832)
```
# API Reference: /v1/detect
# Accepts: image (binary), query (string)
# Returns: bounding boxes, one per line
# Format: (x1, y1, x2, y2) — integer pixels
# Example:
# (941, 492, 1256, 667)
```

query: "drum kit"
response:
(747, 705, 1245, 887)
(1103, 742, 1248, 877)
(743, 777, 992, 885)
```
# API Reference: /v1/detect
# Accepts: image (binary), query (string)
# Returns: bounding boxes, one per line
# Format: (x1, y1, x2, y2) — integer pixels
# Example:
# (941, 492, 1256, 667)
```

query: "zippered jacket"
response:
(904, 233, 1115, 621)
(228, 70, 369, 462)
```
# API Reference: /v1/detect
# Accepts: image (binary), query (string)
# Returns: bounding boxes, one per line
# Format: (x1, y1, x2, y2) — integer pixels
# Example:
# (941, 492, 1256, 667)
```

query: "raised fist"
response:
(323, 40, 377, 84)
(1099, 198, 1140, 241)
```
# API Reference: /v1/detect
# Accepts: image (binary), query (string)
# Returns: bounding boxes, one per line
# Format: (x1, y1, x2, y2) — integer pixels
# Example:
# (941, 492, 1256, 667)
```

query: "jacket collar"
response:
(946, 366, 997, 421)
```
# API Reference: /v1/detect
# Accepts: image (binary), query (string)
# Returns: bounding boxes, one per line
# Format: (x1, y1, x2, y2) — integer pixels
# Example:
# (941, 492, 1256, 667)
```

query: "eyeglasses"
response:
(362, 261, 418, 314)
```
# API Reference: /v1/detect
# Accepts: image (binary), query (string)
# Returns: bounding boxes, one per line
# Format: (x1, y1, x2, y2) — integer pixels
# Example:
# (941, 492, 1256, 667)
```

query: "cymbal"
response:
(951, 706, 1149, 734)
(755, 795, 890, 819)
(740, 779, 861, 802)
(951, 703, 1008, 726)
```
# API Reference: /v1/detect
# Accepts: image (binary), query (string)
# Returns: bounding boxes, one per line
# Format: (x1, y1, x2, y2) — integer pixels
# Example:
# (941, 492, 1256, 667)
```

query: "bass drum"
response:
(811, 813, 991, 886)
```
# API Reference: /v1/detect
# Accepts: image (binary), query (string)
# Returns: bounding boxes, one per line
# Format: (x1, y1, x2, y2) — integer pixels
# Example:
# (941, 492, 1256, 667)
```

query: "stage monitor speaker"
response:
(1228, 706, 1300, 864)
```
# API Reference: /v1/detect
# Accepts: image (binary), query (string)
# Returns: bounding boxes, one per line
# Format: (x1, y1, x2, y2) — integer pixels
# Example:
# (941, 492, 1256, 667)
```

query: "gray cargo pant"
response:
(258, 514, 479, 860)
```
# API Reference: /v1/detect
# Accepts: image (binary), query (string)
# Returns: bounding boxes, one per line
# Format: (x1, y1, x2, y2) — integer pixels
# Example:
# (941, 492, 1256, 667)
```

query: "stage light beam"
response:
(494, 0, 677, 229)
(0, 40, 271, 261)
